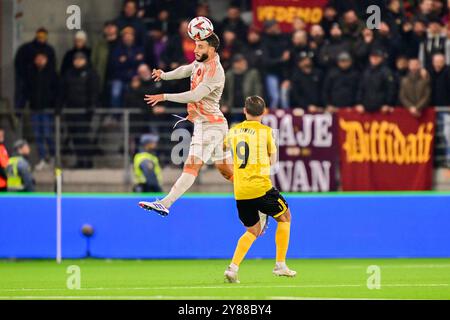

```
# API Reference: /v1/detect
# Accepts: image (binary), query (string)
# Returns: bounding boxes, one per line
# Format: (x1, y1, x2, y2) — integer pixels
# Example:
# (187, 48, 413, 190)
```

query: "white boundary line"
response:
(0, 283, 448, 293)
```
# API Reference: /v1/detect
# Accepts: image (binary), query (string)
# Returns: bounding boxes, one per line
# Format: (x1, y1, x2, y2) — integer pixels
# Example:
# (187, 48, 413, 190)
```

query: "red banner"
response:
(338, 108, 436, 191)
(252, 0, 329, 32)
(262, 109, 338, 192)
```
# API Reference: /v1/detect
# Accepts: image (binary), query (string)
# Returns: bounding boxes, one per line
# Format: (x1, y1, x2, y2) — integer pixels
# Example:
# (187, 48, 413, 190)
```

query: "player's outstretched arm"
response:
(155, 63, 195, 81)
(144, 84, 211, 106)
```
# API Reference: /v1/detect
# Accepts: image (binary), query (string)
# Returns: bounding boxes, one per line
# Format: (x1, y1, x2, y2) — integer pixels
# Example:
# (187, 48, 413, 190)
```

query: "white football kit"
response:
(162, 53, 230, 163)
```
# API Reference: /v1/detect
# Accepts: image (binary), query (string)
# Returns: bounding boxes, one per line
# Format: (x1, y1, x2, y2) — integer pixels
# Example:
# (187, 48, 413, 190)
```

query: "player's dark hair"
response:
(245, 96, 266, 116)
(205, 32, 220, 51)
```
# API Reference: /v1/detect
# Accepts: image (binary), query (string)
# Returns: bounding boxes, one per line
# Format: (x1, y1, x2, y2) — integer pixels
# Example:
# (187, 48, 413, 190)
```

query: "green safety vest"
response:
(133, 152, 162, 185)
(6, 156, 25, 191)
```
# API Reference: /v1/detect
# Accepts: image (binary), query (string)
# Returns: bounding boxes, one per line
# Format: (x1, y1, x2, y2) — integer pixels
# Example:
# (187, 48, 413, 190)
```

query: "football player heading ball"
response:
(140, 17, 233, 216)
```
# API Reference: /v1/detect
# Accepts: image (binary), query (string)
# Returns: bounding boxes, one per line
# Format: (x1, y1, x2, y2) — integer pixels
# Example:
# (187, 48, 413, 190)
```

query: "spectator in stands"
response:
(0, 127, 9, 192)
(322, 52, 360, 113)
(14, 28, 56, 110)
(133, 134, 162, 193)
(419, 16, 447, 69)
(384, 0, 406, 38)
(375, 21, 401, 68)
(340, 10, 365, 43)
(195, 3, 222, 37)
(243, 26, 264, 70)
(309, 25, 326, 57)
(125, 64, 166, 141)
(289, 53, 323, 112)
(393, 55, 410, 105)
(356, 49, 396, 113)
(291, 17, 307, 33)
(416, 0, 436, 23)
(321, 5, 339, 37)
(60, 52, 100, 168)
(147, 0, 197, 23)
(26, 52, 58, 170)
(6, 140, 34, 192)
(92, 21, 119, 105)
(220, 29, 244, 71)
(282, 30, 316, 108)
(399, 58, 431, 116)
(145, 25, 167, 69)
(61, 31, 92, 76)
(429, 53, 450, 106)
(354, 28, 376, 70)
(161, 20, 196, 70)
(115, 0, 147, 46)
(318, 23, 352, 69)
(261, 20, 290, 109)
(400, 19, 427, 58)
(221, 4, 248, 43)
(222, 54, 263, 123)
(110, 27, 145, 108)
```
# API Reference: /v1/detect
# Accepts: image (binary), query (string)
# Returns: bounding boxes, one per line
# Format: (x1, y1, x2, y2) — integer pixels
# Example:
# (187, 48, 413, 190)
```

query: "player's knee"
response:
(277, 210, 291, 223)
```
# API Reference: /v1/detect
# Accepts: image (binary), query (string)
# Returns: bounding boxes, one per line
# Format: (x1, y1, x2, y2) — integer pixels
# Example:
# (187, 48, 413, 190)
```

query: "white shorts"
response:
(189, 120, 231, 163)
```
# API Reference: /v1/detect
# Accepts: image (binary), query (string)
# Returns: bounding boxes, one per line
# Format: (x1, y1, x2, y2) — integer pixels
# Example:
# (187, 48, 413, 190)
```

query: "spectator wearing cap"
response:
(60, 52, 100, 168)
(399, 58, 431, 117)
(14, 27, 56, 110)
(61, 31, 92, 76)
(92, 21, 120, 105)
(25, 52, 58, 170)
(110, 26, 145, 108)
(115, 0, 147, 46)
(0, 127, 9, 192)
(429, 53, 450, 106)
(242, 26, 264, 70)
(289, 54, 323, 112)
(221, 4, 248, 43)
(261, 20, 290, 109)
(222, 54, 263, 123)
(419, 16, 447, 69)
(322, 52, 360, 112)
(6, 140, 34, 192)
(133, 134, 162, 193)
(356, 49, 397, 113)
(318, 23, 352, 69)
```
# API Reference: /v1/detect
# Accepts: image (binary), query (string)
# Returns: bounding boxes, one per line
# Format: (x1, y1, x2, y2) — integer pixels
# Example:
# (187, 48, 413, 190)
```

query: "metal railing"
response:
(1, 105, 449, 183)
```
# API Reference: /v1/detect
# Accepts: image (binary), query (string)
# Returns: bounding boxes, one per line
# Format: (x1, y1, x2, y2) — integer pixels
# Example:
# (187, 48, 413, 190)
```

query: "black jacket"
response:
(430, 66, 450, 106)
(261, 34, 290, 76)
(357, 64, 396, 112)
(60, 47, 92, 75)
(290, 68, 323, 108)
(318, 36, 352, 69)
(26, 65, 59, 111)
(60, 66, 100, 109)
(322, 67, 360, 107)
(15, 40, 56, 80)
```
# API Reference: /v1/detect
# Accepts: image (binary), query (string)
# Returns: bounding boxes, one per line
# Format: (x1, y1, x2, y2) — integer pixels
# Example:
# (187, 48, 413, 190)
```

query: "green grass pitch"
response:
(1, 259, 449, 300)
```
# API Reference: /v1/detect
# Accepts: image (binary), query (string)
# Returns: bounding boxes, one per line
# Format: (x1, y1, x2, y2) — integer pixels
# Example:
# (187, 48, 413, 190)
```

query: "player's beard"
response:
(196, 53, 209, 62)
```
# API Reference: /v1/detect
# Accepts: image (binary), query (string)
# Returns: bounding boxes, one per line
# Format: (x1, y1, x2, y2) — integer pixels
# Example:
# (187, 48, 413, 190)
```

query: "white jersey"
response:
(162, 54, 226, 124)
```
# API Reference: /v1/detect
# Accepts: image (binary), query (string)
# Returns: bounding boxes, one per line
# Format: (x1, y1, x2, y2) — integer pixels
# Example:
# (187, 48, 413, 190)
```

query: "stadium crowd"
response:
(2, 0, 450, 190)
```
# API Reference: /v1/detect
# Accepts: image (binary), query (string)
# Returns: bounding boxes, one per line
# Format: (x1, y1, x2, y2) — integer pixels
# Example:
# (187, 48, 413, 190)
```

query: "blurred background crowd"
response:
(1, 0, 450, 192)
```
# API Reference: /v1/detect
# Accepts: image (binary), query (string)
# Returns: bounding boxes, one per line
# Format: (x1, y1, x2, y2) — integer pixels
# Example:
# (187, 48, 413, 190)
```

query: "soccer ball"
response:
(188, 16, 214, 41)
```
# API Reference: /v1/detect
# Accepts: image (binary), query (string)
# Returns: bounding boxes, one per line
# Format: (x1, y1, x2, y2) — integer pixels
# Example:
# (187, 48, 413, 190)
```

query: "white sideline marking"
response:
(339, 264, 450, 269)
(0, 283, 448, 292)
(0, 295, 397, 300)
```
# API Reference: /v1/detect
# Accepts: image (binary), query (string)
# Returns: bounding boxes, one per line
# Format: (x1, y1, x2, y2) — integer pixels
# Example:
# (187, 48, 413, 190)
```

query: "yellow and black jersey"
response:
(225, 120, 277, 200)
